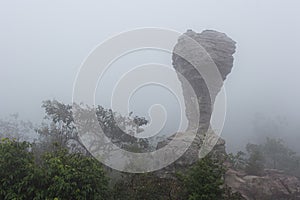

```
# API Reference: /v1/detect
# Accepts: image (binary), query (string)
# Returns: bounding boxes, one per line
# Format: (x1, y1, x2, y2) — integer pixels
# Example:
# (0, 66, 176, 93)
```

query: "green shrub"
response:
(0, 138, 110, 200)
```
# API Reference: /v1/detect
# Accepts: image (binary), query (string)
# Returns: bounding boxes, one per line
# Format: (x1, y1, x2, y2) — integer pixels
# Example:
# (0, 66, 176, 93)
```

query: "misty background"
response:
(0, 0, 299, 153)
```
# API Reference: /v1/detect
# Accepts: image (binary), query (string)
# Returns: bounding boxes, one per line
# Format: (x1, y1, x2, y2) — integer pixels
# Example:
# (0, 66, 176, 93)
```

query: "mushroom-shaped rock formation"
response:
(157, 29, 236, 176)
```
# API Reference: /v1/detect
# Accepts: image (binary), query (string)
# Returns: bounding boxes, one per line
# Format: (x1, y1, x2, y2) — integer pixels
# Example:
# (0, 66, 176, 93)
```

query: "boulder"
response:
(225, 168, 300, 199)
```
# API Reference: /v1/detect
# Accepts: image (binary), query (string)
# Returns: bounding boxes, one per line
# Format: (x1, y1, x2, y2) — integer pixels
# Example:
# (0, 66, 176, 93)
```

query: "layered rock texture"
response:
(172, 29, 236, 133)
(157, 29, 236, 176)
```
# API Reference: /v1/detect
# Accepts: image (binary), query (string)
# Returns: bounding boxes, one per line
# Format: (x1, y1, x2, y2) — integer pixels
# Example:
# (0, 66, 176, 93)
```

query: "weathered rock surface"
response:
(173, 29, 236, 161)
(156, 29, 236, 177)
(225, 168, 300, 200)
(173, 29, 236, 133)
(156, 129, 227, 178)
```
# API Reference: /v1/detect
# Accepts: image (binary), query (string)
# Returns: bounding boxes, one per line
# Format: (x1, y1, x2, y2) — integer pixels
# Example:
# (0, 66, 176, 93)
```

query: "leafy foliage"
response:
(0, 114, 34, 141)
(36, 100, 88, 155)
(0, 138, 42, 199)
(113, 173, 184, 200)
(37, 100, 149, 155)
(228, 151, 247, 170)
(110, 155, 245, 200)
(95, 105, 149, 151)
(262, 137, 300, 175)
(245, 143, 265, 175)
(0, 138, 110, 200)
(41, 147, 109, 200)
(180, 156, 225, 200)
(229, 137, 300, 176)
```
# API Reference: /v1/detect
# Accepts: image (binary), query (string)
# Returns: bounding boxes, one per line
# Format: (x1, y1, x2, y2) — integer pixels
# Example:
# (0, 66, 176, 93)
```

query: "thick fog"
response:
(1, 0, 300, 152)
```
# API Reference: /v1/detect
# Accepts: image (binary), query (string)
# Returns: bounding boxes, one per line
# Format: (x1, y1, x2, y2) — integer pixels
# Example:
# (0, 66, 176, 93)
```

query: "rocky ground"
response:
(225, 164, 300, 199)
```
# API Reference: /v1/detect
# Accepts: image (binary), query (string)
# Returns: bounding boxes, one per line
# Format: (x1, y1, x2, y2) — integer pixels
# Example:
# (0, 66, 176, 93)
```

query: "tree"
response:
(262, 137, 300, 174)
(36, 100, 150, 156)
(180, 156, 225, 200)
(113, 173, 184, 200)
(235, 138, 300, 176)
(180, 156, 245, 200)
(0, 138, 44, 199)
(36, 100, 85, 155)
(0, 114, 35, 141)
(0, 138, 110, 200)
(228, 151, 247, 170)
(245, 143, 265, 176)
(95, 105, 149, 151)
(41, 146, 110, 200)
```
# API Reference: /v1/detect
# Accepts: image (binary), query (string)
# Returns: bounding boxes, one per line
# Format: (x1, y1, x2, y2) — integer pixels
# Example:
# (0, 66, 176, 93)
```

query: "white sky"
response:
(0, 0, 300, 152)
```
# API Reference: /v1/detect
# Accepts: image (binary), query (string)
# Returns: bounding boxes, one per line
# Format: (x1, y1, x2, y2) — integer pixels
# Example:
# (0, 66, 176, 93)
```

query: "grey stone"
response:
(156, 29, 236, 176)
(225, 168, 300, 200)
